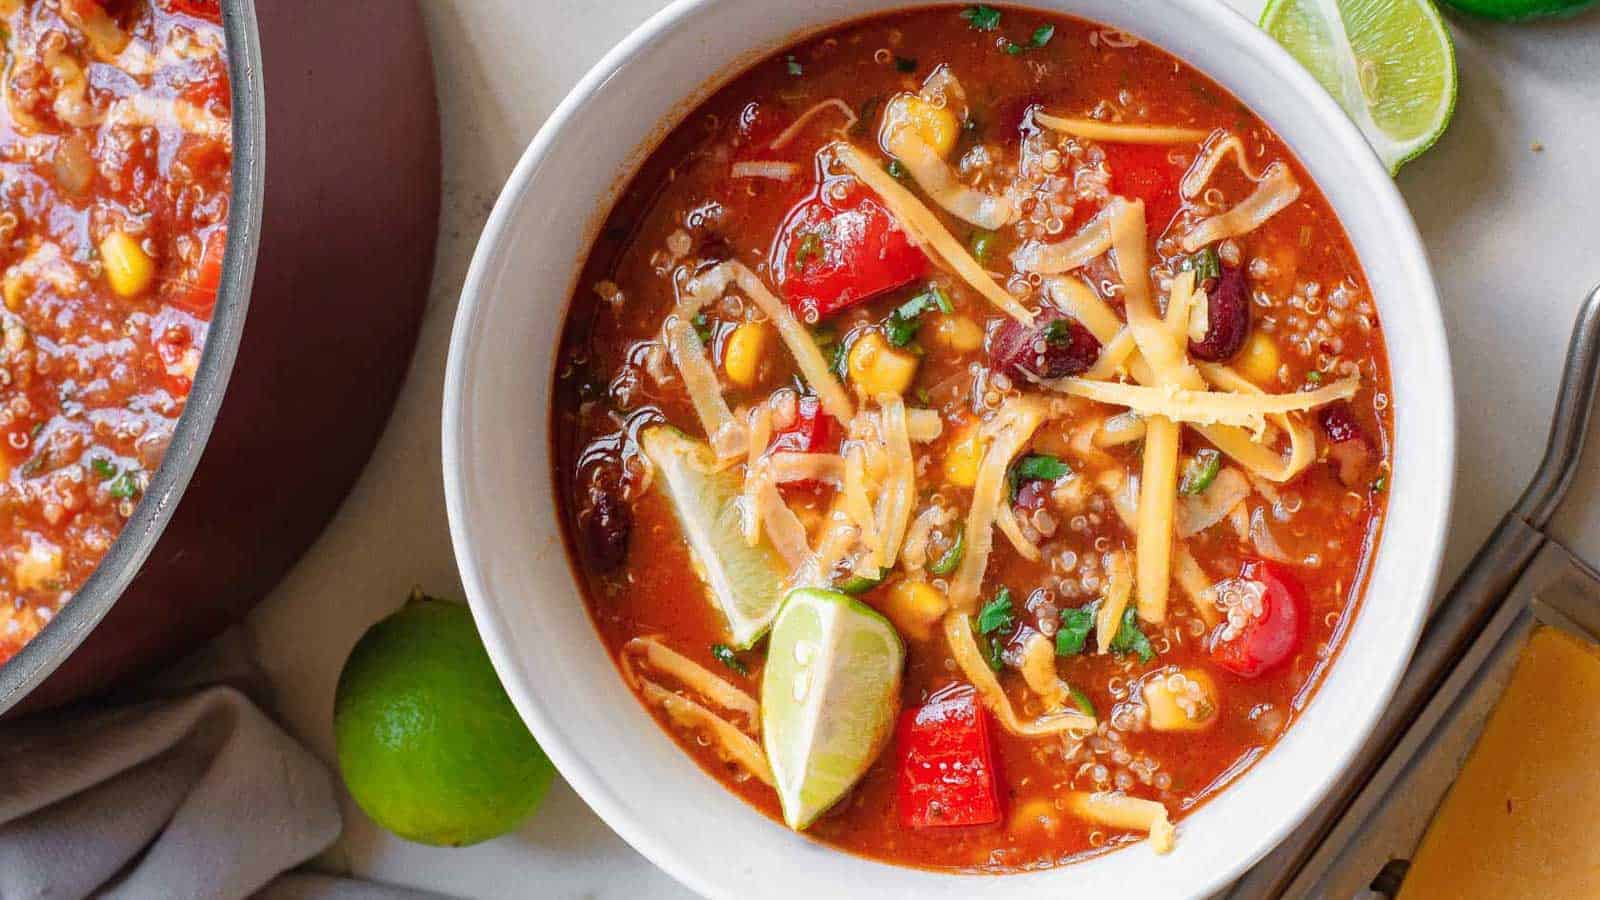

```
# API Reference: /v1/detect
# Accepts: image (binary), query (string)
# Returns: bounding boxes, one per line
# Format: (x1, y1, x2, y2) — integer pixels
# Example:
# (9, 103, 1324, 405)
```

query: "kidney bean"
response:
(1317, 402, 1373, 487)
(580, 464, 631, 571)
(1188, 263, 1250, 362)
(987, 312, 1101, 382)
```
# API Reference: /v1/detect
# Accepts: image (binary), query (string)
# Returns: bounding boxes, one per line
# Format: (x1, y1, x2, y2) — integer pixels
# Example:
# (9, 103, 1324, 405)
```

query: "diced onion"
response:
(833, 142, 1034, 324)
(1034, 112, 1209, 145)
(730, 160, 800, 180)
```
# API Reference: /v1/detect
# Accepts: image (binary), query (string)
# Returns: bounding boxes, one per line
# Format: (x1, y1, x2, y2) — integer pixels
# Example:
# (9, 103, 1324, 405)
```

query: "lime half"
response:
(639, 426, 790, 648)
(1262, 0, 1458, 172)
(761, 588, 905, 830)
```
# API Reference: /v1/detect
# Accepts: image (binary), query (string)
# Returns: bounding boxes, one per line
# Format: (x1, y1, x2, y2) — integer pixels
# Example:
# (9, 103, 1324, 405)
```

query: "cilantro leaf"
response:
(960, 4, 1002, 30)
(928, 524, 965, 576)
(1008, 453, 1070, 501)
(711, 643, 749, 676)
(1178, 448, 1221, 495)
(894, 55, 918, 73)
(1108, 606, 1156, 664)
(987, 635, 1006, 672)
(90, 458, 117, 480)
(885, 159, 908, 180)
(1030, 24, 1056, 48)
(1068, 685, 1097, 718)
(692, 311, 714, 346)
(785, 55, 803, 76)
(108, 469, 142, 500)
(1182, 247, 1221, 283)
(793, 231, 824, 271)
(1055, 600, 1098, 656)
(883, 285, 953, 348)
(977, 587, 1014, 635)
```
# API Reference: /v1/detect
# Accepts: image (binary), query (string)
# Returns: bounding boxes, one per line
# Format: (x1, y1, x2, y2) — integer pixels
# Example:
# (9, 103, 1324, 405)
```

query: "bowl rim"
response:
(443, 1, 1455, 895)
(0, 0, 267, 714)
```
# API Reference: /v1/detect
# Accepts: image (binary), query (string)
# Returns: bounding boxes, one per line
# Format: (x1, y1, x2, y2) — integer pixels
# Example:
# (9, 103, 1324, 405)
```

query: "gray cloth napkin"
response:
(0, 631, 447, 900)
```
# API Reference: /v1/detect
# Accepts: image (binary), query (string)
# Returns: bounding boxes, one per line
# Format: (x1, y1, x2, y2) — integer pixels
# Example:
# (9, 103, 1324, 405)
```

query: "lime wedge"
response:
(639, 426, 788, 648)
(1261, 0, 1458, 172)
(761, 588, 904, 830)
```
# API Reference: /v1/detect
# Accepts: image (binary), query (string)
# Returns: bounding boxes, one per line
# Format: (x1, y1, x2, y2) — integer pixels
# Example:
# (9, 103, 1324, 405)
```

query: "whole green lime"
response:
(334, 593, 554, 846)
(1440, 0, 1596, 19)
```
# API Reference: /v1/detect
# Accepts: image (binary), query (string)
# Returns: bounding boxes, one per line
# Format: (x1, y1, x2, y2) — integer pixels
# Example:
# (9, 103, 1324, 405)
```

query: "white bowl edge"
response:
(442, 1, 1457, 897)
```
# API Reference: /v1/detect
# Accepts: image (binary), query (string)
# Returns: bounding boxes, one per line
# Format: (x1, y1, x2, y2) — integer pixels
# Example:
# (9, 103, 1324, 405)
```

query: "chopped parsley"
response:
(711, 643, 749, 676)
(792, 231, 824, 271)
(1054, 600, 1098, 656)
(784, 55, 803, 76)
(978, 587, 1014, 635)
(1001, 23, 1056, 55)
(90, 458, 117, 480)
(1008, 453, 1070, 501)
(1042, 318, 1078, 346)
(894, 55, 918, 73)
(960, 4, 1002, 30)
(1108, 606, 1156, 663)
(1178, 448, 1222, 495)
(1306, 370, 1324, 385)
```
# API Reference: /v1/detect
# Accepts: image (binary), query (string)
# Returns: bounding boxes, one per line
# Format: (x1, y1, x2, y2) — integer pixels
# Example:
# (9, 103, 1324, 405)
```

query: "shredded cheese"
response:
(621, 636, 759, 722)
(638, 681, 774, 786)
(1094, 551, 1134, 654)
(1018, 633, 1070, 710)
(832, 141, 1034, 324)
(768, 98, 858, 151)
(1181, 132, 1267, 198)
(1012, 205, 1114, 275)
(949, 397, 1046, 613)
(1049, 376, 1360, 433)
(1034, 112, 1210, 146)
(725, 263, 856, 423)
(874, 395, 917, 571)
(883, 105, 1016, 229)
(945, 614, 1097, 737)
(767, 451, 845, 487)
(663, 316, 746, 459)
(1181, 163, 1301, 252)
(1063, 792, 1175, 854)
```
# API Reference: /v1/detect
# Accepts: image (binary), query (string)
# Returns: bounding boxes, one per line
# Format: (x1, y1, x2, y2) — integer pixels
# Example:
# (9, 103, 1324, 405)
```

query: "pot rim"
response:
(0, 0, 266, 714)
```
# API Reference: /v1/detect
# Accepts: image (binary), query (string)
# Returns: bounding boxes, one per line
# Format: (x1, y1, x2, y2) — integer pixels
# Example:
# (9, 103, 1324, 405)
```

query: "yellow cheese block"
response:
(1399, 626, 1600, 899)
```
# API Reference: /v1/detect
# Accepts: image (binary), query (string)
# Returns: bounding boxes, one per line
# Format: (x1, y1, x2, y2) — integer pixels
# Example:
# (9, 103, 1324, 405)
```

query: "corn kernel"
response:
(881, 579, 948, 641)
(886, 93, 959, 157)
(846, 331, 918, 397)
(1238, 331, 1281, 386)
(929, 313, 984, 353)
(942, 421, 984, 488)
(722, 321, 770, 388)
(2, 272, 28, 311)
(14, 536, 62, 592)
(100, 231, 155, 298)
(1143, 668, 1219, 732)
(1009, 797, 1062, 836)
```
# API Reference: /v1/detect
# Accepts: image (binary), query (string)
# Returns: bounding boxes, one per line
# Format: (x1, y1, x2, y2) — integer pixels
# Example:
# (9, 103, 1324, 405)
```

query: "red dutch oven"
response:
(0, 0, 440, 714)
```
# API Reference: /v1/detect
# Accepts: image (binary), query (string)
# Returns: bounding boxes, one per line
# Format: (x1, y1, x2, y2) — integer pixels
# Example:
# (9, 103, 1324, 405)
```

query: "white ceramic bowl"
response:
(443, 1, 1455, 896)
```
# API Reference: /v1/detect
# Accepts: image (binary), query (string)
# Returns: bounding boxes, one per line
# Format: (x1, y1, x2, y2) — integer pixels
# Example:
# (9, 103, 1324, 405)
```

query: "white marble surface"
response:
(243, 1, 1600, 897)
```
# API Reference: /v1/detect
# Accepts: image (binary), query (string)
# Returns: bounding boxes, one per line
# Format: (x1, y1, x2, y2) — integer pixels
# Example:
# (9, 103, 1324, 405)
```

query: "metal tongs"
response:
(1229, 282, 1600, 899)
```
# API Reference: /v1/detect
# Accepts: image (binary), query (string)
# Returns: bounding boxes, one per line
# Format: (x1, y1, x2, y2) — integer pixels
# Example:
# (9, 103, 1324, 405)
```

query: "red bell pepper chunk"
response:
(767, 395, 842, 491)
(773, 184, 927, 323)
(163, 0, 221, 22)
(768, 394, 841, 455)
(173, 229, 225, 316)
(1211, 558, 1308, 678)
(1102, 143, 1186, 238)
(896, 690, 1003, 828)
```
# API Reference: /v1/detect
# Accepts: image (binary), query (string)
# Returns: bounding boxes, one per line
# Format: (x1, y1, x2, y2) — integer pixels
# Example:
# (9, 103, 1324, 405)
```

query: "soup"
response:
(0, 0, 231, 665)
(555, 5, 1389, 871)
